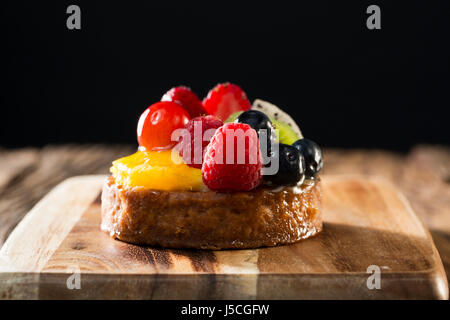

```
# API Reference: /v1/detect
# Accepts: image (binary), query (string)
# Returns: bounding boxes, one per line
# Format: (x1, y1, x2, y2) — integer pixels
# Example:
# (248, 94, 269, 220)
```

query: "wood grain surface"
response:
(0, 175, 447, 299)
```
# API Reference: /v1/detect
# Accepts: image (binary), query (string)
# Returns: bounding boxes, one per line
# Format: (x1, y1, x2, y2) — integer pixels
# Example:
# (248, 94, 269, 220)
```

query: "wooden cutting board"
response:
(0, 175, 447, 300)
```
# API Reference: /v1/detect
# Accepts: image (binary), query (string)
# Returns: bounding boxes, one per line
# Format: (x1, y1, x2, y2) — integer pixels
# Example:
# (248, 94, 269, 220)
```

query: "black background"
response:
(1, 1, 449, 150)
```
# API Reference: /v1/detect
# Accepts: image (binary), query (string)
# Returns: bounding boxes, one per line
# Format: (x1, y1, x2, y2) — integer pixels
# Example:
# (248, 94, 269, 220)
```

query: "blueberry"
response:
(236, 110, 274, 160)
(292, 139, 323, 178)
(264, 143, 305, 186)
(236, 110, 273, 134)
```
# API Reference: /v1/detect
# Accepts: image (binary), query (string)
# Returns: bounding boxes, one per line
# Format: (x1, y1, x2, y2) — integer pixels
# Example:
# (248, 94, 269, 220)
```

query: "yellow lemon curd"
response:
(111, 150, 204, 191)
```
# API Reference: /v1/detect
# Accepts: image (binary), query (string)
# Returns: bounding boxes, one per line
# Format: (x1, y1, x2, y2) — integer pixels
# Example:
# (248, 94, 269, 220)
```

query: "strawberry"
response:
(162, 86, 207, 118)
(202, 122, 263, 191)
(202, 83, 251, 121)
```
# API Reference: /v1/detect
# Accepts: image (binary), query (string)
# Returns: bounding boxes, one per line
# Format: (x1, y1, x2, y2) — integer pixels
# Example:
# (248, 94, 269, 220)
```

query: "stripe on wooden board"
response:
(0, 175, 105, 273)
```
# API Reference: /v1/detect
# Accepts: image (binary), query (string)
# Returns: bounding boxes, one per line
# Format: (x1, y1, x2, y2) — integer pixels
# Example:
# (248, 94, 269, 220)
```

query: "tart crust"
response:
(101, 176, 322, 249)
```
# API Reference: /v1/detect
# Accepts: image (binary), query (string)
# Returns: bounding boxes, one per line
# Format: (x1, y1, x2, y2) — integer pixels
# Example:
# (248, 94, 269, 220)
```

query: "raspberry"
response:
(178, 115, 223, 169)
(202, 122, 263, 191)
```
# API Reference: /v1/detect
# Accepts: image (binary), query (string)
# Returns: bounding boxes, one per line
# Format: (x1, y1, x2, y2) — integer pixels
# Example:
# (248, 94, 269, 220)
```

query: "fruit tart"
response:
(101, 83, 324, 249)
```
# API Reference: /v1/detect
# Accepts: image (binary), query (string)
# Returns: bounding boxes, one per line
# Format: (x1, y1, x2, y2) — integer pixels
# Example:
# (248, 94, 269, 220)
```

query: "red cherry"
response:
(137, 101, 190, 151)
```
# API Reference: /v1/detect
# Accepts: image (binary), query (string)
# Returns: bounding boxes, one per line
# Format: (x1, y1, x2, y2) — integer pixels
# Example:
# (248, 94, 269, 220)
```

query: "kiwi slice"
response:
(252, 99, 303, 139)
(271, 118, 300, 144)
(225, 106, 301, 145)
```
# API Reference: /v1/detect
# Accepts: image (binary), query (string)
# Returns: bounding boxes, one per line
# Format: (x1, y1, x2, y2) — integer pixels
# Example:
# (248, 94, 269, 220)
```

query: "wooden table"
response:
(1, 144, 449, 283)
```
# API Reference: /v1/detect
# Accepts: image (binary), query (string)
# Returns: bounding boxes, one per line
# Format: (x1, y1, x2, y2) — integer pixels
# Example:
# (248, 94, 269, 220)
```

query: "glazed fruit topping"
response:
(130, 83, 322, 192)
(202, 122, 263, 191)
(202, 83, 251, 121)
(178, 115, 223, 169)
(162, 86, 207, 118)
(111, 150, 204, 191)
(137, 101, 190, 151)
(292, 138, 323, 179)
